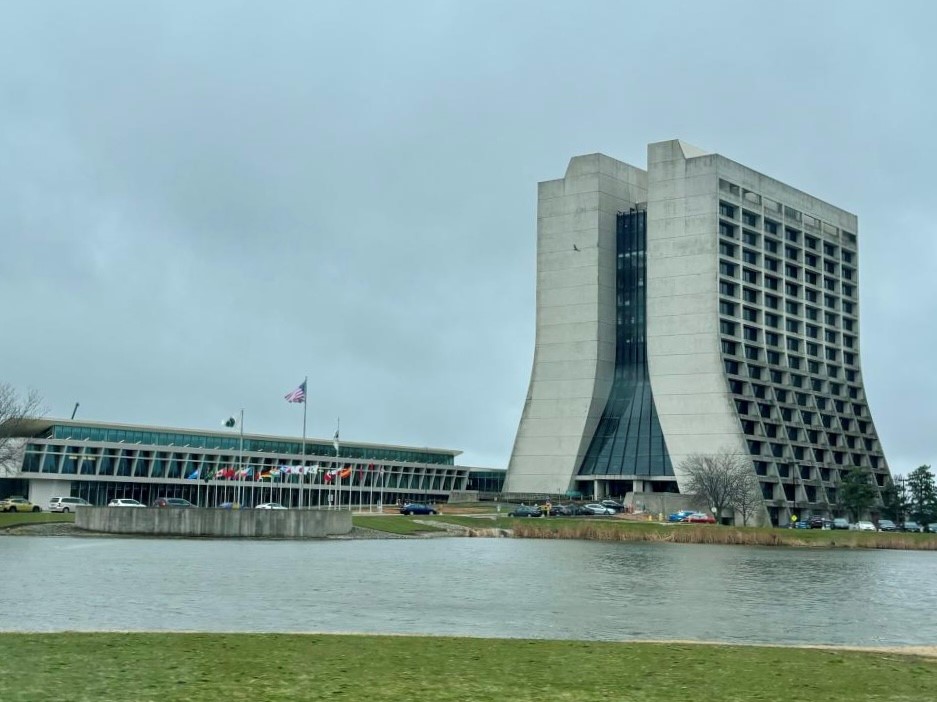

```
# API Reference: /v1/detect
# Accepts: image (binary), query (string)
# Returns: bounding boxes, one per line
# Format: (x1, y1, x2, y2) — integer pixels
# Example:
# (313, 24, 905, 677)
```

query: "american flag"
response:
(284, 381, 306, 403)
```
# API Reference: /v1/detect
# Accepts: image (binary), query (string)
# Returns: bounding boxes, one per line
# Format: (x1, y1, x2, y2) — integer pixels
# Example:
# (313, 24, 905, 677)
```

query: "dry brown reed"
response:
(509, 521, 937, 550)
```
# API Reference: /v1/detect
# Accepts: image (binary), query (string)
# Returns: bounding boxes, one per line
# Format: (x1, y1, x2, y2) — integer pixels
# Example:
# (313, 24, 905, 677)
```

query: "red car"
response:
(683, 512, 716, 524)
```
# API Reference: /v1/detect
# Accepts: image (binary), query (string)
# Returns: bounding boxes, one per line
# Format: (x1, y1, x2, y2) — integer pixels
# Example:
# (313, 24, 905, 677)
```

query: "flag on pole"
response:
(333, 428, 340, 453)
(284, 381, 306, 404)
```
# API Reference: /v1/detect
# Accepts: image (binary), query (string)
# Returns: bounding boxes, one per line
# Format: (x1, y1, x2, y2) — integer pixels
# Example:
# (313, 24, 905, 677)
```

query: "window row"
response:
(719, 265, 857, 301)
(724, 359, 861, 383)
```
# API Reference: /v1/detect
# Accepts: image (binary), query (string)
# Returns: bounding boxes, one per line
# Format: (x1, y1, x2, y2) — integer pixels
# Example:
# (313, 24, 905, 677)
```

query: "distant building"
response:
(504, 140, 890, 525)
(1, 418, 501, 508)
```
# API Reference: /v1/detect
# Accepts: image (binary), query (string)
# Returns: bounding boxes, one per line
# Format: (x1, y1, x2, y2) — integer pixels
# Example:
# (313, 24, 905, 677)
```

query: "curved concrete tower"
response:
(505, 140, 891, 526)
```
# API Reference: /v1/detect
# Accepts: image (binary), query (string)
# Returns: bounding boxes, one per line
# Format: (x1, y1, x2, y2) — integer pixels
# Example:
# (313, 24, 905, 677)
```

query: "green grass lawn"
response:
(352, 515, 446, 534)
(0, 511, 74, 529)
(0, 633, 934, 702)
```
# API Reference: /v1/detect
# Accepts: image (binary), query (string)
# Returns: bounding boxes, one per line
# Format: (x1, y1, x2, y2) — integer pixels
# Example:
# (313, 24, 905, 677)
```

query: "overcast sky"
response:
(2, 1, 935, 474)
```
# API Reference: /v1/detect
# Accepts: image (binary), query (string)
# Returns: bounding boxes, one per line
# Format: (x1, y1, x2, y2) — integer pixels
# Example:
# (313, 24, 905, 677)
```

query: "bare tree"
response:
(732, 468, 762, 526)
(679, 448, 754, 523)
(0, 383, 43, 468)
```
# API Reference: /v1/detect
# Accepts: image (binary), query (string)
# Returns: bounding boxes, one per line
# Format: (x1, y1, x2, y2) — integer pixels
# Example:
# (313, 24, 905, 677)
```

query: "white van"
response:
(49, 496, 91, 512)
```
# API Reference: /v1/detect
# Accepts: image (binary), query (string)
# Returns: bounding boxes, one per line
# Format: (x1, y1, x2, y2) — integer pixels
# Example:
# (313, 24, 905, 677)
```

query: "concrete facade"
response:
(75, 506, 352, 538)
(504, 155, 647, 495)
(646, 141, 746, 475)
(506, 140, 890, 525)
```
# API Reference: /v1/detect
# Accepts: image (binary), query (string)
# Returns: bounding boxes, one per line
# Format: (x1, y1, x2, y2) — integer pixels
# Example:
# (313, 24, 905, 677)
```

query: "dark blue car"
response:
(399, 502, 437, 515)
(667, 510, 694, 522)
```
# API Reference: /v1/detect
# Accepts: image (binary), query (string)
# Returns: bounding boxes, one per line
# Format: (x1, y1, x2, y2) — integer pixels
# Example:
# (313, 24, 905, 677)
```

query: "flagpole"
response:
(238, 409, 244, 507)
(335, 417, 340, 510)
(300, 376, 308, 510)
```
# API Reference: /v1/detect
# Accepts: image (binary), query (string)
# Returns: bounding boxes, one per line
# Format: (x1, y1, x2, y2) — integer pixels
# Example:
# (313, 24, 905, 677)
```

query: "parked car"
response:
(853, 521, 876, 532)
(600, 499, 625, 513)
(808, 516, 833, 529)
(831, 518, 850, 530)
(899, 521, 923, 533)
(791, 520, 811, 529)
(255, 502, 288, 510)
(683, 512, 716, 524)
(667, 510, 695, 523)
(582, 503, 615, 516)
(216, 502, 241, 510)
(399, 502, 437, 516)
(508, 505, 542, 518)
(107, 498, 145, 508)
(49, 496, 91, 513)
(153, 497, 195, 508)
(927, 523, 937, 534)
(877, 519, 898, 532)
(0, 496, 40, 512)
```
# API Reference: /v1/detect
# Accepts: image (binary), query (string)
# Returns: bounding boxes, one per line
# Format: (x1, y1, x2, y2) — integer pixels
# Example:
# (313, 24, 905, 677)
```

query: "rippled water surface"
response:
(4, 536, 936, 645)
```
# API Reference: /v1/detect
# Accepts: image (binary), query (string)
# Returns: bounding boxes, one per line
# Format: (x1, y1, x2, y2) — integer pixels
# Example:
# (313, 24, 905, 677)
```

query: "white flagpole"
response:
(238, 409, 244, 507)
(300, 376, 308, 509)
(336, 417, 341, 509)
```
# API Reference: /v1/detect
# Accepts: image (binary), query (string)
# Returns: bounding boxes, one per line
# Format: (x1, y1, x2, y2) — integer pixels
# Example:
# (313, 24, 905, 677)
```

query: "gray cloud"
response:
(2, 0, 935, 472)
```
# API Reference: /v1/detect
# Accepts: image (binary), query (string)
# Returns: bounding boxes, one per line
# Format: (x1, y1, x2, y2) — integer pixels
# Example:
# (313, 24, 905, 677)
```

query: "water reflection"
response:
(3, 536, 935, 645)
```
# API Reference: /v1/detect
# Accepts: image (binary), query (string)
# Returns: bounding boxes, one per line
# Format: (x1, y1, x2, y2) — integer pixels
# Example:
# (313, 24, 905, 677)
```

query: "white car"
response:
(107, 498, 145, 508)
(852, 520, 876, 531)
(255, 502, 288, 510)
(582, 503, 615, 515)
(49, 496, 91, 512)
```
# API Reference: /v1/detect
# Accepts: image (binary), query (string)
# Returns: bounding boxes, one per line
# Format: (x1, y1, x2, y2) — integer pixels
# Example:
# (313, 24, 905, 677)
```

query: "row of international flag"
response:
(185, 463, 383, 483)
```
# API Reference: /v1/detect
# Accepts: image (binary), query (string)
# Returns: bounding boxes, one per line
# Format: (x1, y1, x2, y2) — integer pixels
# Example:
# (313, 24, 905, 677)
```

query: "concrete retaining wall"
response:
(76, 507, 352, 538)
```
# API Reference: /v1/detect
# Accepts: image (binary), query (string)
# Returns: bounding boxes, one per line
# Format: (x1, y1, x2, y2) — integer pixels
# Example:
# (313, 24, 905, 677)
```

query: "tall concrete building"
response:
(504, 140, 890, 525)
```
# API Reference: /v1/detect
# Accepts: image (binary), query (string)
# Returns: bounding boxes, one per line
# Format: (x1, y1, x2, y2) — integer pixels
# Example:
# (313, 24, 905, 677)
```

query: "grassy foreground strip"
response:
(1, 633, 935, 702)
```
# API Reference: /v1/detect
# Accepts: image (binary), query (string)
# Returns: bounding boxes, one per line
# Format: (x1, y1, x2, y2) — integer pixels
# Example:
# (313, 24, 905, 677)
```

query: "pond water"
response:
(4, 536, 936, 645)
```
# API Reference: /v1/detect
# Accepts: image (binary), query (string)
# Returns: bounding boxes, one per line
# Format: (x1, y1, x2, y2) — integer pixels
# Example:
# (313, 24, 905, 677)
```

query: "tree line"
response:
(681, 448, 937, 526)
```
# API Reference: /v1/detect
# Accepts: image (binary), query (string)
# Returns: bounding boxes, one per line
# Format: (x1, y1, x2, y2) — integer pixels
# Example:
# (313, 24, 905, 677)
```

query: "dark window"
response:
(578, 211, 673, 479)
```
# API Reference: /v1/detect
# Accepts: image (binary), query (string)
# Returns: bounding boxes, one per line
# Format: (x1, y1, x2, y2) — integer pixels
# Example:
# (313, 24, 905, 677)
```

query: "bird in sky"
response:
(572, 244, 580, 251)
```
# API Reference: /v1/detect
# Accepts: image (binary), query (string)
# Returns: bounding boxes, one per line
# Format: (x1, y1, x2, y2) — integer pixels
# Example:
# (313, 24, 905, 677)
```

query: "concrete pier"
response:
(75, 507, 352, 538)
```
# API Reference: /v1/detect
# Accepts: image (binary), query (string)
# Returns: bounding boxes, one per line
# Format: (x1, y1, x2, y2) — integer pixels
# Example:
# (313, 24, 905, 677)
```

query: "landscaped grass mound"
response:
(0, 633, 934, 702)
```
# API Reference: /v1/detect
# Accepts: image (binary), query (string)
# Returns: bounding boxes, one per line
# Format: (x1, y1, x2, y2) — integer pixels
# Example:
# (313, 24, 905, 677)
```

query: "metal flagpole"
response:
(238, 409, 244, 507)
(334, 418, 340, 509)
(300, 376, 308, 510)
